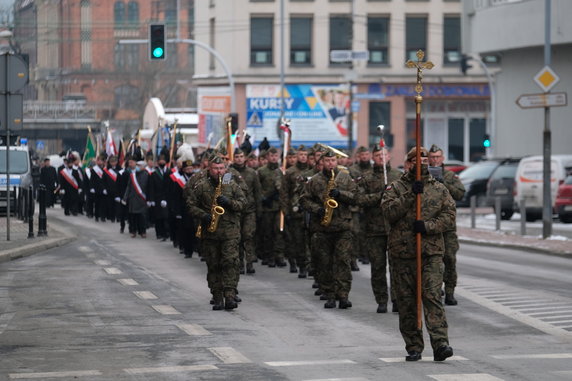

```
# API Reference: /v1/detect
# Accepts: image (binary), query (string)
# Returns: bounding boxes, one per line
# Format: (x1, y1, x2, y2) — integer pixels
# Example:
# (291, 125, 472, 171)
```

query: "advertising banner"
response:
(198, 87, 231, 147)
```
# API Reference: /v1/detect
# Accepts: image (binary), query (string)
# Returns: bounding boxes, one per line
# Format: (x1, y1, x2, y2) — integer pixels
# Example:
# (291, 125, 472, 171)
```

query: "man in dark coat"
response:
(122, 159, 152, 238)
(149, 151, 170, 240)
(40, 158, 58, 207)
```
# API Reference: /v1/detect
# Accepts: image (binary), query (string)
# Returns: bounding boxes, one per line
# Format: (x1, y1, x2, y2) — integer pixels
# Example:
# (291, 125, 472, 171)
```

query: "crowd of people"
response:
(40, 141, 465, 362)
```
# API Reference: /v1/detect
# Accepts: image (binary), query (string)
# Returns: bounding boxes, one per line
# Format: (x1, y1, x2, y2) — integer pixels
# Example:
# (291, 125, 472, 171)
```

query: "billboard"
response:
(246, 84, 356, 149)
(197, 87, 231, 147)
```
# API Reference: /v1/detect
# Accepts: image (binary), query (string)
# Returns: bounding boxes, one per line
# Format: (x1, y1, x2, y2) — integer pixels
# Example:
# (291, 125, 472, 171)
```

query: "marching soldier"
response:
(300, 150, 358, 309)
(281, 145, 314, 277)
(186, 156, 246, 310)
(357, 145, 402, 313)
(381, 147, 455, 362)
(286, 148, 297, 169)
(428, 144, 465, 306)
(246, 152, 259, 170)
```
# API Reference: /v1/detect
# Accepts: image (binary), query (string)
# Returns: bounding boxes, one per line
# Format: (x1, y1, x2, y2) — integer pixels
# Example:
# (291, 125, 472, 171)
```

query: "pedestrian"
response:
(89, 154, 108, 222)
(103, 155, 121, 222)
(40, 158, 57, 207)
(149, 149, 171, 241)
(169, 159, 195, 257)
(58, 153, 82, 216)
(123, 159, 151, 238)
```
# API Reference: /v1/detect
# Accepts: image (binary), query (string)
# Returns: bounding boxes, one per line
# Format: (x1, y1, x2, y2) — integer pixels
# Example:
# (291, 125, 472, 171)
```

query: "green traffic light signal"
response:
(152, 47, 164, 59)
(483, 134, 491, 148)
(149, 24, 165, 60)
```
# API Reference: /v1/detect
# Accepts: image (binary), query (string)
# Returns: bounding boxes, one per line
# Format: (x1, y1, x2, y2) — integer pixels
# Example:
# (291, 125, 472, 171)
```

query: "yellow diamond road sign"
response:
(534, 66, 560, 92)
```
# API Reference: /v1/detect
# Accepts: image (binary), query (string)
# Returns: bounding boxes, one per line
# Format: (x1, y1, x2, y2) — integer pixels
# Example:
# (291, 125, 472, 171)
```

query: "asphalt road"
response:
(0, 209, 571, 381)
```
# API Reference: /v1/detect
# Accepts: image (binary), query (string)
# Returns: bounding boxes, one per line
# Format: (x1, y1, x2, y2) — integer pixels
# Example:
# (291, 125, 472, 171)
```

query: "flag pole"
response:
(406, 49, 433, 330)
(278, 118, 291, 232)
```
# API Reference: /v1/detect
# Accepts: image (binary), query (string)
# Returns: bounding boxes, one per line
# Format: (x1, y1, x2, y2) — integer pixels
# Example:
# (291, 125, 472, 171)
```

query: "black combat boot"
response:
(212, 293, 224, 310)
(224, 290, 238, 310)
(392, 302, 399, 313)
(377, 304, 388, 313)
(298, 267, 307, 279)
(289, 263, 298, 273)
(312, 281, 320, 289)
(324, 299, 336, 309)
(276, 259, 287, 268)
(350, 260, 360, 271)
(246, 263, 256, 274)
(314, 289, 323, 296)
(338, 298, 352, 309)
(445, 293, 458, 306)
(405, 351, 422, 361)
(434, 345, 453, 362)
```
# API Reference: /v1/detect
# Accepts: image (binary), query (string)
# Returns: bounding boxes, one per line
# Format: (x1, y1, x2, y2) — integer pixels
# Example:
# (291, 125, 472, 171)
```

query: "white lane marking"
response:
(553, 371, 572, 376)
(94, 260, 111, 266)
(488, 296, 533, 302)
(209, 347, 252, 364)
(9, 370, 102, 379)
(519, 305, 572, 312)
(303, 378, 370, 381)
(78, 246, 91, 253)
(379, 356, 468, 363)
(117, 278, 139, 286)
(151, 305, 181, 315)
(550, 320, 572, 325)
(124, 365, 218, 375)
(103, 267, 122, 275)
(491, 353, 572, 359)
(529, 310, 572, 317)
(177, 323, 212, 336)
(428, 374, 504, 381)
(133, 291, 158, 300)
(265, 360, 356, 367)
(455, 287, 572, 340)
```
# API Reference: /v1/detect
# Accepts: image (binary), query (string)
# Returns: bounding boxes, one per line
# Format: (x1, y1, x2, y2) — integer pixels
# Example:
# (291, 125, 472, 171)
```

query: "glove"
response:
(317, 208, 326, 219)
(412, 181, 424, 194)
(176, 215, 182, 220)
(201, 213, 212, 226)
(413, 220, 427, 234)
(103, 189, 108, 195)
(216, 195, 231, 208)
(78, 189, 82, 194)
(146, 201, 153, 207)
(60, 189, 65, 195)
(114, 197, 120, 203)
(328, 188, 340, 199)
(160, 200, 167, 208)
(90, 188, 95, 194)
(121, 199, 127, 205)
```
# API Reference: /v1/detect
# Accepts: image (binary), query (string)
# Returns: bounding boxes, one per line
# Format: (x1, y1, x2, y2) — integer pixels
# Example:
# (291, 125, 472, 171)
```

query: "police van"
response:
(0, 144, 32, 214)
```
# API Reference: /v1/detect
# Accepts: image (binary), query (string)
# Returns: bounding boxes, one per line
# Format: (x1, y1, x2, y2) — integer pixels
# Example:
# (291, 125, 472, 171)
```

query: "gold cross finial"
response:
(406, 50, 434, 96)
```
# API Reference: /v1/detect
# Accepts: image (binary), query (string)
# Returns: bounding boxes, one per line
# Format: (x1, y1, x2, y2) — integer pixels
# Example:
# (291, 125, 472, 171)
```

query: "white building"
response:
(462, 0, 572, 158)
(194, 0, 490, 162)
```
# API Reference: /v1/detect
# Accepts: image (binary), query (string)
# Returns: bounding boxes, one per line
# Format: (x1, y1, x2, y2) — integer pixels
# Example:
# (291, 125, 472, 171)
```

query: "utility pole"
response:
(347, 0, 355, 152)
(542, 0, 552, 239)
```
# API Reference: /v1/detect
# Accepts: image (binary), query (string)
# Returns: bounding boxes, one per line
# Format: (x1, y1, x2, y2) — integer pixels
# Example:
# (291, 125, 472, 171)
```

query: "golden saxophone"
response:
(195, 176, 226, 237)
(320, 169, 338, 226)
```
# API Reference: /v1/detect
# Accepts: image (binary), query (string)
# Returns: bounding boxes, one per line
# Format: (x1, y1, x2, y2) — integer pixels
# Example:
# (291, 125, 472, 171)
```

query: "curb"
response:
(458, 237, 572, 257)
(0, 221, 77, 263)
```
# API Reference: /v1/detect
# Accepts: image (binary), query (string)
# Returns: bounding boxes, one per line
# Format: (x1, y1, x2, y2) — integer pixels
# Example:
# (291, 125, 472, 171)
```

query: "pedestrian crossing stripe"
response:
(379, 356, 468, 363)
(428, 374, 504, 381)
(247, 111, 263, 127)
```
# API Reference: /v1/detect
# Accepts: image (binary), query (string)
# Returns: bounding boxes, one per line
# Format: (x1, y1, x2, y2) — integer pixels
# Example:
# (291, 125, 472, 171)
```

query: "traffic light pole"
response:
(118, 38, 236, 113)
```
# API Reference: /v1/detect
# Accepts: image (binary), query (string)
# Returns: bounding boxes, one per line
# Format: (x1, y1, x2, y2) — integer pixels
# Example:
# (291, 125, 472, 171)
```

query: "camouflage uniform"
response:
(280, 160, 314, 274)
(300, 167, 357, 305)
(186, 172, 246, 305)
(348, 160, 373, 266)
(441, 168, 465, 299)
(257, 161, 285, 266)
(357, 163, 402, 309)
(381, 169, 455, 354)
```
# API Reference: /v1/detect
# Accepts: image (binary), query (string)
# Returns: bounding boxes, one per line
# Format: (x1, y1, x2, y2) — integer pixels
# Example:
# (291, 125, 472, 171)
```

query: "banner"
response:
(246, 84, 357, 149)
(198, 87, 231, 147)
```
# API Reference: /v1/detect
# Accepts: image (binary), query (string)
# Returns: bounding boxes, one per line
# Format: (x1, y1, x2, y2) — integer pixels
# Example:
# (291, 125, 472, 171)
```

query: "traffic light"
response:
(149, 24, 165, 60)
(483, 134, 491, 148)
(460, 54, 473, 75)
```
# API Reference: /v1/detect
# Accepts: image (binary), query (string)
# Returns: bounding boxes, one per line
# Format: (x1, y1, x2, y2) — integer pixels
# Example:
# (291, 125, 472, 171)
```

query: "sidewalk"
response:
(0, 211, 76, 263)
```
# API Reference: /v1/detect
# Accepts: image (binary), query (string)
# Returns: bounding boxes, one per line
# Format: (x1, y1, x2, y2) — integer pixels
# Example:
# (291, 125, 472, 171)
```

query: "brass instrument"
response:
(195, 176, 226, 237)
(320, 170, 338, 226)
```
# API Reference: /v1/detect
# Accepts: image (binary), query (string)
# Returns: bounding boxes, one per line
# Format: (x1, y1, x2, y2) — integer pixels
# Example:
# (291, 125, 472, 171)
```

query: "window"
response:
(114, 85, 141, 110)
(329, 15, 352, 64)
(405, 16, 427, 61)
(290, 17, 312, 65)
(127, 1, 139, 25)
(165, 0, 177, 26)
(368, 102, 390, 147)
(114, 1, 125, 25)
(448, 118, 464, 161)
(443, 16, 460, 65)
(251, 17, 273, 65)
(114, 44, 140, 70)
(367, 16, 389, 64)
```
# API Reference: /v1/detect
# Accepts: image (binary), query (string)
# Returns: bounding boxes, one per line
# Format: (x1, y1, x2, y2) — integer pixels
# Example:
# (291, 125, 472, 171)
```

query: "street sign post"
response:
(516, 92, 567, 109)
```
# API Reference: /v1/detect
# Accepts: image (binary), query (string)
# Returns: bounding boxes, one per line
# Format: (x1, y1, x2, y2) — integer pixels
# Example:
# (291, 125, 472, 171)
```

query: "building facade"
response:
(194, 0, 490, 163)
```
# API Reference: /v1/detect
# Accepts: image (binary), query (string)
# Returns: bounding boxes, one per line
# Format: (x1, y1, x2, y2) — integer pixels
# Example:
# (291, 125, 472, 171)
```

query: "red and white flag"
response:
(106, 129, 117, 157)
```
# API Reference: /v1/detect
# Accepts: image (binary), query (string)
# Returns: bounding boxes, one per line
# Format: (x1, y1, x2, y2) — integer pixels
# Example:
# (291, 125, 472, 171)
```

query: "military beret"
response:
(247, 152, 257, 159)
(429, 144, 442, 153)
(209, 156, 224, 165)
(372, 145, 383, 153)
(234, 147, 244, 155)
(406, 147, 428, 161)
(287, 148, 297, 156)
(259, 149, 268, 158)
(217, 147, 227, 156)
(267, 147, 278, 154)
(323, 150, 337, 158)
(355, 146, 369, 154)
(182, 159, 193, 168)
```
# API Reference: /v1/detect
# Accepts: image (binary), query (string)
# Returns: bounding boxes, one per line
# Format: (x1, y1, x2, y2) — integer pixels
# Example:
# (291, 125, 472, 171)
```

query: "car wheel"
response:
(501, 209, 514, 220)
(559, 213, 572, 223)
(525, 213, 539, 222)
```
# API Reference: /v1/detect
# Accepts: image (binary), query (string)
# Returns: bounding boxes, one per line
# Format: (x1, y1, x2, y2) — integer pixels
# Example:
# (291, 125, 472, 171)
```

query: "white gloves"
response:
(160, 200, 167, 208)
(103, 189, 107, 195)
(121, 199, 127, 205)
(146, 201, 153, 207)
(90, 188, 95, 194)
(114, 197, 120, 202)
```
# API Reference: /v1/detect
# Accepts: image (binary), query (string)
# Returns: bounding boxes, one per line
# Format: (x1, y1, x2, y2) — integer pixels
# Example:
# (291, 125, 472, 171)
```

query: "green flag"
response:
(83, 127, 96, 168)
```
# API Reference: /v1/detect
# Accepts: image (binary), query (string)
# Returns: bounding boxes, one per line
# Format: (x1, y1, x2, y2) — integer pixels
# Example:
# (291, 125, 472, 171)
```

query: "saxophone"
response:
(320, 170, 338, 226)
(195, 176, 226, 237)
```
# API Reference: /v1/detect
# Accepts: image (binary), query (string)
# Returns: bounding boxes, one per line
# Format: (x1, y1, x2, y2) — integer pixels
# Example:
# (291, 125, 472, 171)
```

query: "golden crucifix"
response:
(406, 49, 434, 97)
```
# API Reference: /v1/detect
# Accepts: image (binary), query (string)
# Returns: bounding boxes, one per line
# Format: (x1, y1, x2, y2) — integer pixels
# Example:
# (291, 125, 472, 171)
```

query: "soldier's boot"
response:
(314, 289, 323, 296)
(445, 293, 458, 306)
(289, 264, 298, 274)
(276, 258, 287, 268)
(246, 262, 256, 274)
(298, 266, 307, 279)
(338, 298, 352, 309)
(392, 301, 399, 313)
(239, 258, 245, 274)
(434, 345, 454, 362)
(312, 281, 320, 289)
(212, 292, 224, 311)
(324, 299, 336, 309)
(224, 289, 238, 310)
(377, 304, 388, 313)
(350, 260, 360, 272)
(405, 351, 422, 361)
(320, 295, 328, 300)
(234, 289, 242, 303)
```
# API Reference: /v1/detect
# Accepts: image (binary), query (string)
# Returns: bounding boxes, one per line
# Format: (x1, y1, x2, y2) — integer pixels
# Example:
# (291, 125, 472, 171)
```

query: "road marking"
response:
(303, 378, 369, 381)
(133, 291, 158, 300)
(518, 304, 572, 312)
(550, 320, 572, 325)
(209, 347, 252, 364)
(94, 260, 111, 266)
(508, 301, 567, 308)
(124, 365, 218, 375)
(177, 323, 211, 336)
(265, 359, 356, 367)
(428, 374, 503, 381)
(379, 356, 468, 363)
(103, 267, 122, 275)
(78, 246, 91, 253)
(117, 278, 139, 286)
(553, 370, 572, 376)
(151, 305, 181, 315)
(9, 370, 102, 379)
(492, 353, 572, 359)
(489, 296, 532, 302)
(528, 310, 572, 317)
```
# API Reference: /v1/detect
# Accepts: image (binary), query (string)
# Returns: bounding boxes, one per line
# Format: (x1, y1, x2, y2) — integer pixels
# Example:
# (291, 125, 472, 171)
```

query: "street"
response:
(1, 208, 572, 381)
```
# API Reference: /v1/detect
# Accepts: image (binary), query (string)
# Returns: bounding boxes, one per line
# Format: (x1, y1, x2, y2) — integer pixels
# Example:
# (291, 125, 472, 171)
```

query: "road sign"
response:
(534, 66, 559, 92)
(0, 54, 29, 93)
(0, 93, 23, 131)
(516, 92, 567, 109)
(330, 50, 370, 62)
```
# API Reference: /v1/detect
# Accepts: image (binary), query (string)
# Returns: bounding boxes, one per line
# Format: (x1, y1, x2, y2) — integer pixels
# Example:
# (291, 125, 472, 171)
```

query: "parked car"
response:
(486, 158, 522, 220)
(514, 155, 572, 222)
(555, 175, 572, 223)
(0, 145, 32, 215)
(444, 160, 467, 174)
(457, 160, 502, 207)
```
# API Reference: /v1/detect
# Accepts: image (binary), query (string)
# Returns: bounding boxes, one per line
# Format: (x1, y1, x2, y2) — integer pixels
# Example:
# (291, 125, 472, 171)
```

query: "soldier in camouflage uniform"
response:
(381, 147, 455, 362)
(301, 150, 358, 309)
(348, 146, 373, 270)
(230, 148, 262, 274)
(281, 145, 314, 277)
(186, 156, 246, 311)
(428, 144, 465, 306)
(257, 147, 286, 267)
(357, 146, 402, 313)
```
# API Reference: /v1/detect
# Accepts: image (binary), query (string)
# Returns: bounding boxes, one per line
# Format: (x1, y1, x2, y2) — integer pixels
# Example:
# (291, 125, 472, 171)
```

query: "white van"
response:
(0, 145, 32, 214)
(514, 155, 572, 221)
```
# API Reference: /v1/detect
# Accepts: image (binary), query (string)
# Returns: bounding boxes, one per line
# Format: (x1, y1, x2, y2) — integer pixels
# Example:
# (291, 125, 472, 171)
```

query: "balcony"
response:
(23, 101, 99, 123)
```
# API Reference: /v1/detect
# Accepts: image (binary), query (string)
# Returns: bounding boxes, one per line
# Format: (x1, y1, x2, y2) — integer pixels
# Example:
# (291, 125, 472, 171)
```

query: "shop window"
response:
(368, 102, 390, 148)
(368, 16, 389, 65)
(290, 17, 312, 65)
(251, 17, 274, 65)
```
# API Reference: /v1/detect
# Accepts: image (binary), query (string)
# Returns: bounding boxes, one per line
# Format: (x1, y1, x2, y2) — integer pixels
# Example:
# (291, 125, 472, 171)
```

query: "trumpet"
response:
(320, 170, 338, 226)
